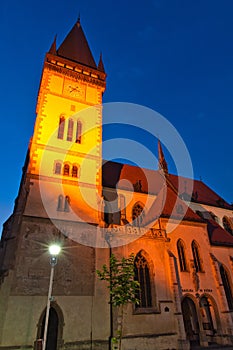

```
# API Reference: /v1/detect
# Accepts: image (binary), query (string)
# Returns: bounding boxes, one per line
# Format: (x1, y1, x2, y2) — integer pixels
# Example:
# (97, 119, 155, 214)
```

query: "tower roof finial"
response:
(158, 139, 168, 176)
(77, 13, 81, 26)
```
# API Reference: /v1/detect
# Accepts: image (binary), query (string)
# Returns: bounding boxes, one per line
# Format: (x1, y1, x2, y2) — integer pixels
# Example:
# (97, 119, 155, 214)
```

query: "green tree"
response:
(96, 253, 139, 350)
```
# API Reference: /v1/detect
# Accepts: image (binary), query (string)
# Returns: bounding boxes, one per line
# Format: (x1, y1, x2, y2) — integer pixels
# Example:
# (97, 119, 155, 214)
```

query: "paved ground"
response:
(191, 345, 233, 350)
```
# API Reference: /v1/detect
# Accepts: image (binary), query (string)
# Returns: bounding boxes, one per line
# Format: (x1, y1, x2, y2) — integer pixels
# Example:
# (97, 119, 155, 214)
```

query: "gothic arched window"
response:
(220, 264, 233, 310)
(104, 200, 113, 225)
(72, 165, 78, 178)
(132, 202, 144, 227)
(134, 252, 152, 308)
(76, 120, 82, 143)
(63, 164, 70, 176)
(57, 195, 63, 211)
(64, 196, 70, 212)
(67, 118, 74, 141)
(191, 240, 203, 272)
(177, 239, 188, 272)
(57, 116, 65, 139)
(54, 162, 62, 175)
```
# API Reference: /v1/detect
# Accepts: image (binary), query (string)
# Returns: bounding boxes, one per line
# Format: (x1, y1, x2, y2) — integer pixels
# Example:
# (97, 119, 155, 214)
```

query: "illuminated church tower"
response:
(28, 18, 106, 227)
(1, 17, 233, 350)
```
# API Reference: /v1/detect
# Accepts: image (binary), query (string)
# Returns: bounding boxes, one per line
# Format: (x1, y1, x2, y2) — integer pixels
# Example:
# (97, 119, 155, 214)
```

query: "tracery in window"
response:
(134, 252, 152, 308)
(132, 202, 144, 227)
(67, 118, 74, 141)
(191, 240, 203, 272)
(177, 239, 188, 272)
(76, 120, 82, 143)
(57, 116, 65, 139)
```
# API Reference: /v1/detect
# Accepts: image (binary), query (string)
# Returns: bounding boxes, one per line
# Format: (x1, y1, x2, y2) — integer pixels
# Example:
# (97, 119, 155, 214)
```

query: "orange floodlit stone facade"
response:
(0, 19, 233, 350)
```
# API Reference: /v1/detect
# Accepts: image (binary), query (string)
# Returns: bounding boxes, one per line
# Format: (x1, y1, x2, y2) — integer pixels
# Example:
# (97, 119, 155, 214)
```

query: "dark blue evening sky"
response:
(1, 0, 233, 231)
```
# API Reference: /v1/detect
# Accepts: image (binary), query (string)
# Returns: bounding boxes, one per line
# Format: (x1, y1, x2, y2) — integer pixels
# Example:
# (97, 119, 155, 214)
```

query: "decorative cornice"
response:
(44, 54, 106, 89)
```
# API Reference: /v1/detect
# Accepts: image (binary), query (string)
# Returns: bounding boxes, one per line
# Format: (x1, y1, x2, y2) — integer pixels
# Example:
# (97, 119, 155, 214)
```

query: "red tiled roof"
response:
(102, 161, 165, 194)
(169, 174, 232, 209)
(206, 219, 233, 246)
(141, 184, 203, 226)
(57, 20, 97, 69)
(102, 161, 232, 209)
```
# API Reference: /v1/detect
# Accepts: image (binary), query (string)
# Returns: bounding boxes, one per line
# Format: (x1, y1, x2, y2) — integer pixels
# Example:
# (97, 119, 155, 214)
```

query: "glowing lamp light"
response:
(49, 244, 61, 256)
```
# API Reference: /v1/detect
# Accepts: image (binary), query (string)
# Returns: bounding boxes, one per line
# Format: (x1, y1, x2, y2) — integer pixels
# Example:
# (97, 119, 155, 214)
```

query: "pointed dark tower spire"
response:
(57, 18, 97, 69)
(48, 35, 57, 55)
(158, 140, 168, 176)
(98, 52, 105, 73)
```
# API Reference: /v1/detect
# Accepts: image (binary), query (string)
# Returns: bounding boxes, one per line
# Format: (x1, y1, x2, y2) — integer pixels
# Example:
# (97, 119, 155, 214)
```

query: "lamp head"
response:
(49, 244, 61, 256)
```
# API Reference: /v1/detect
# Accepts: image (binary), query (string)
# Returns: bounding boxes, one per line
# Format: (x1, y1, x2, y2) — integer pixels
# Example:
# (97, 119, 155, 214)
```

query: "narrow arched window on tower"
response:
(57, 116, 65, 139)
(54, 162, 62, 175)
(67, 119, 74, 141)
(72, 165, 78, 178)
(76, 120, 82, 143)
(134, 252, 152, 308)
(177, 239, 188, 272)
(64, 196, 70, 212)
(57, 195, 63, 211)
(63, 164, 70, 176)
(191, 240, 203, 272)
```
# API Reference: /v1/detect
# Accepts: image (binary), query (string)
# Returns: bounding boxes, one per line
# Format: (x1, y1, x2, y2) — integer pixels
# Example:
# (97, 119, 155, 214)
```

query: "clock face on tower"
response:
(64, 80, 85, 99)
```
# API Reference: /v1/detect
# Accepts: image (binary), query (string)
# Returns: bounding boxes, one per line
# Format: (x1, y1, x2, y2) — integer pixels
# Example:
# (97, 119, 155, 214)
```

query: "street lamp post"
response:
(105, 232, 113, 350)
(42, 244, 61, 350)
